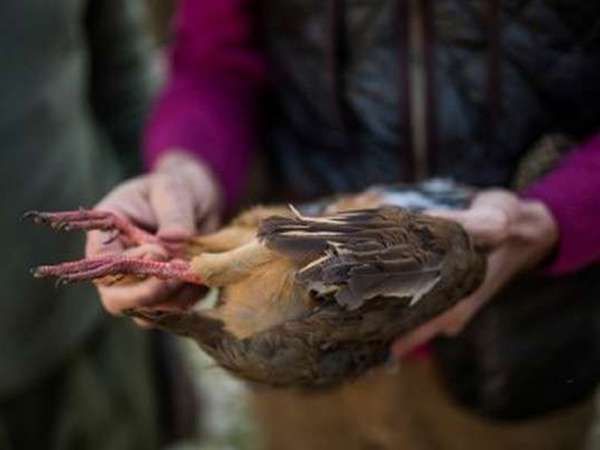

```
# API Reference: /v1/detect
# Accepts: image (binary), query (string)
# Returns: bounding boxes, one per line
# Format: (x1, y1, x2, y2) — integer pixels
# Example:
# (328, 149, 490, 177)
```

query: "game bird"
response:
(25, 181, 485, 388)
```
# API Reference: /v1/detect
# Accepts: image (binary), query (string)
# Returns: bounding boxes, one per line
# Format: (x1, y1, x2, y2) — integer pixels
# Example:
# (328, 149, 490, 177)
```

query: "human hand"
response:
(85, 150, 223, 321)
(392, 189, 558, 357)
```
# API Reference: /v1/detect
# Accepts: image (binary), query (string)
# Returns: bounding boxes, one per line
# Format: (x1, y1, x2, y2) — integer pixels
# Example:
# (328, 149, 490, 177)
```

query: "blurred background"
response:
(1, 1, 599, 449)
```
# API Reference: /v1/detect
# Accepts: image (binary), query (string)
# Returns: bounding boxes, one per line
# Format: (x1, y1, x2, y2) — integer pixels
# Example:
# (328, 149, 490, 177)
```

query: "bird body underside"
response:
(27, 180, 485, 387)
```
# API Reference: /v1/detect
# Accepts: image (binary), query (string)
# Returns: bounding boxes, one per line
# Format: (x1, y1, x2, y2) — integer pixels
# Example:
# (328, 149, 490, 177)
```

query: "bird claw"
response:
(24, 209, 114, 231)
(102, 230, 122, 245)
(124, 307, 174, 324)
(25, 210, 198, 287)
(32, 256, 203, 286)
(23, 208, 159, 247)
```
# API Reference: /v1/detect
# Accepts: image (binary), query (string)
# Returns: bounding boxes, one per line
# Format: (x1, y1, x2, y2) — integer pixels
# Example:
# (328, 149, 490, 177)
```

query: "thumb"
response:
(149, 173, 197, 240)
(426, 207, 509, 248)
(392, 319, 443, 359)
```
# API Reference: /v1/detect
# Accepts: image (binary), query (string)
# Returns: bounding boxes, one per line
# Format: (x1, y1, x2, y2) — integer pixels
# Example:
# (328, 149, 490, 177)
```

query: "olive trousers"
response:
(0, 318, 160, 450)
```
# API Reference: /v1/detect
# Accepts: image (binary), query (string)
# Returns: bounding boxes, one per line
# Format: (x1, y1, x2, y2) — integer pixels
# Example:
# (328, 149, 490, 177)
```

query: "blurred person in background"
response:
(0, 1, 197, 449)
(81, 0, 600, 449)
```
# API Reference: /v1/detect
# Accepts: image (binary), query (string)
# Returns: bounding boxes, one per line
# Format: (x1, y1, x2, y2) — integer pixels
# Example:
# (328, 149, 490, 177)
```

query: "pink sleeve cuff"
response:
(142, 0, 266, 208)
(143, 74, 262, 207)
(523, 133, 600, 275)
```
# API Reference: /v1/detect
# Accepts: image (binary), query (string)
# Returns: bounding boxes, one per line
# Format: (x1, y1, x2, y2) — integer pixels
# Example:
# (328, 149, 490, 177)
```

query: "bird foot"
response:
(32, 256, 203, 286)
(22, 208, 158, 247)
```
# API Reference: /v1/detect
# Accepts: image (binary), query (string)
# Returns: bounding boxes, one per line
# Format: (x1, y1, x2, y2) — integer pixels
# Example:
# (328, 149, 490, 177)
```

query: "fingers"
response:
(198, 210, 221, 234)
(392, 244, 518, 359)
(91, 243, 174, 313)
(90, 152, 224, 247)
(85, 177, 159, 260)
(81, 152, 224, 327)
(391, 296, 479, 359)
(394, 189, 557, 357)
(85, 229, 125, 260)
(97, 177, 158, 229)
(99, 276, 205, 314)
(97, 278, 183, 315)
(427, 207, 510, 248)
(133, 318, 156, 328)
(99, 279, 205, 320)
(439, 246, 517, 337)
(157, 151, 224, 218)
(150, 172, 197, 240)
(392, 289, 486, 358)
(391, 313, 449, 358)
(426, 189, 523, 248)
(92, 242, 205, 317)
(158, 284, 208, 312)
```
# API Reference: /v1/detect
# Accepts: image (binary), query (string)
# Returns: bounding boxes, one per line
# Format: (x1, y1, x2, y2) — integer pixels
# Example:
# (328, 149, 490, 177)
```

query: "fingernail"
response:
(158, 226, 193, 241)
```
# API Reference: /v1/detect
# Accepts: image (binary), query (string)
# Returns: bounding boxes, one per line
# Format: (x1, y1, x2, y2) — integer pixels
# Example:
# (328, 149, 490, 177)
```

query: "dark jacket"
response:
(260, 0, 600, 419)
(262, 0, 600, 200)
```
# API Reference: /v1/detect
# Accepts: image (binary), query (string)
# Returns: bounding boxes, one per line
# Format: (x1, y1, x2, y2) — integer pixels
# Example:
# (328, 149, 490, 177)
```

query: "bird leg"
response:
(25, 209, 208, 286)
(33, 256, 203, 286)
(25, 209, 276, 288)
(23, 209, 159, 247)
(188, 227, 258, 254)
(185, 205, 292, 254)
(189, 239, 277, 287)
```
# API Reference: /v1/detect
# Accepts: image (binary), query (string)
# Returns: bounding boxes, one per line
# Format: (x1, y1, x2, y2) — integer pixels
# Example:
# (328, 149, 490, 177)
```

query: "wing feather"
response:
(258, 207, 443, 310)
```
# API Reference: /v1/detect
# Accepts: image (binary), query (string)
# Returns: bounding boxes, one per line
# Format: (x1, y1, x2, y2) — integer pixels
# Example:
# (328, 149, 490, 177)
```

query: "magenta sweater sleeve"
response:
(143, 0, 265, 207)
(524, 133, 600, 275)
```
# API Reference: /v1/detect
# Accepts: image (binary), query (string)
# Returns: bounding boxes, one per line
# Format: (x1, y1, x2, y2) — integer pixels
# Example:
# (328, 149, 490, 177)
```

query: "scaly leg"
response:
(33, 256, 203, 286)
(186, 205, 291, 255)
(23, 209, 159, 247)
(188, 227, 257, 254)
(189, 239, 276, 287)
(231, 205, 291, 227)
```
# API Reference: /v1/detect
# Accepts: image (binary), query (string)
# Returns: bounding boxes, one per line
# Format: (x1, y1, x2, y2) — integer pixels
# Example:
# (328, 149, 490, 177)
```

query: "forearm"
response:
(143, 0, 266, 208)
(144, 73, 262, 208)
(524, 133, 600, 274)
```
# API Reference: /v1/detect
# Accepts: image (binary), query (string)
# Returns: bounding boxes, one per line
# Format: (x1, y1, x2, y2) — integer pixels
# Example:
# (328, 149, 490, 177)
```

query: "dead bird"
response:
(25, 184, 484, 388)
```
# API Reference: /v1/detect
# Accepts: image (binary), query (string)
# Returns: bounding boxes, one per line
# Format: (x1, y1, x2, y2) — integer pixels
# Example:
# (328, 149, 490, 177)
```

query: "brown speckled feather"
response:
(258, 207, 444, 310)
(30, 197, 485, 388)
(128, 206, 485, 388)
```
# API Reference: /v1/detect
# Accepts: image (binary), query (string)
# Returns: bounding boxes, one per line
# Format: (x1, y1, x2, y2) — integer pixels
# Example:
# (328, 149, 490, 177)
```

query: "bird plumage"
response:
(27, 183, 485, 387)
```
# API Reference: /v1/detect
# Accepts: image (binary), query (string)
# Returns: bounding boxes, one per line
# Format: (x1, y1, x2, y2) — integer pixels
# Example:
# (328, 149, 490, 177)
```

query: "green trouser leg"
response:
(0, 318, 160, 450)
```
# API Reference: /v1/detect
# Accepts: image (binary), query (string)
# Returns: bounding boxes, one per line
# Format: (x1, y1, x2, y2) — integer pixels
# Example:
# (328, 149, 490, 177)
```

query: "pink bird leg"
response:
(25, 208, 202, 286)
(33, 256, 203, 286)
(23, 209, 159, 247)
